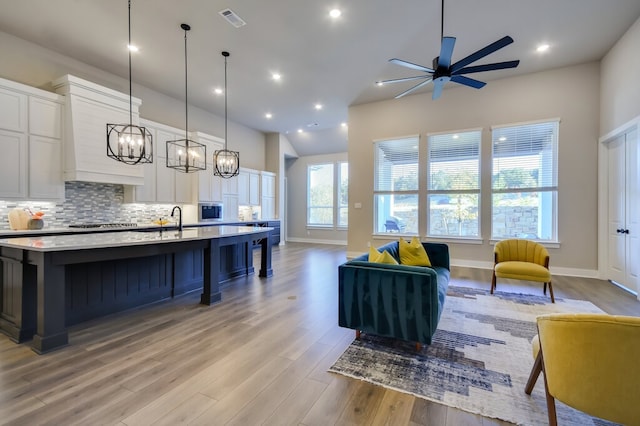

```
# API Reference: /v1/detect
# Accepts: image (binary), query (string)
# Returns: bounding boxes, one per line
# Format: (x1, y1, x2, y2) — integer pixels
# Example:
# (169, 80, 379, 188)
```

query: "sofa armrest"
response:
(423, 242, 450, 271)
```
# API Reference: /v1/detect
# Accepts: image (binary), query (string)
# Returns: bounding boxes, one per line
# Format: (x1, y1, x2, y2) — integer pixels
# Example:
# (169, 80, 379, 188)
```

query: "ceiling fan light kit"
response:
(214, 51, 240, 179)
(106, 0, 153, 165)
(379, 0, 520, 100)
(166, 23, 207, 173)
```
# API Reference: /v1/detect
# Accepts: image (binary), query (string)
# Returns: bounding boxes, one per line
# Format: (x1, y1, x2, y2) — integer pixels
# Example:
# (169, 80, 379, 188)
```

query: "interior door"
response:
(624, 129, 639, 292)
(607, 134, 626, 285)
(607, 130, 639, 293)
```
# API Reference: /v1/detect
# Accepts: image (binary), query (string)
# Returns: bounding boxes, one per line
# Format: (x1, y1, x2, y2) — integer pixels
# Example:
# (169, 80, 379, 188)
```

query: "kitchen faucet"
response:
(171, 206, 183, 231)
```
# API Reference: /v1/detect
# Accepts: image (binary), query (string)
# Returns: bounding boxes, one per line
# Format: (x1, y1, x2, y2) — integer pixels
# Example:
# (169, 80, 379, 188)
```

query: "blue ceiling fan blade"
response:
(377, 75, 431, 85)
(450, 75, 486, 89)
(395, 78, 433, 99)
(432, 78, 446, 100)
(389, 58, 434, 73)
(437, 37, 456, 68)
(453, 60, 520, 75)
(450, 36, 514, 74)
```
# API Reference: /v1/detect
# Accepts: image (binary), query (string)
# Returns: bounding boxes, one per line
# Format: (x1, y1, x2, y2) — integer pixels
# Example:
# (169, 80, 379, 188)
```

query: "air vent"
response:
(219, 9, 246, 28)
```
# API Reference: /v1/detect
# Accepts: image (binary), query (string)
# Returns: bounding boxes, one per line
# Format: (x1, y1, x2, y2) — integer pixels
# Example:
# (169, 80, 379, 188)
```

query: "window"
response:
(427, 130, 481, 238)
(374, 136, 419, 234)
(491, 120, 559, 241)
(307, 161, 348, 228)
(307, 163, 334, 226)
(338, 161, 349, 227)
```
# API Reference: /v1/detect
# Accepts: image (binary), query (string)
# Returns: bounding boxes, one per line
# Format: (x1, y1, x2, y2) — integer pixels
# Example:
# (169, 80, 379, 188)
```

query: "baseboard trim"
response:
(286, 237, 347, 246)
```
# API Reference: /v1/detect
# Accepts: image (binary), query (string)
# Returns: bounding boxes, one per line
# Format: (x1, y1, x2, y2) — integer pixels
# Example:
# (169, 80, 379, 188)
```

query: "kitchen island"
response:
(0, 226, 272, 353)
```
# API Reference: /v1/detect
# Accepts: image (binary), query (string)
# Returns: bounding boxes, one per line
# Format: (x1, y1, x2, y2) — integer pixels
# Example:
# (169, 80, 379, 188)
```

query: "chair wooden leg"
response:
(525, 351, 543, 395)
(547, 281, 555, 303)
(543, 282, 547, 295)
(355, 329, 361, 340)
(415, 342, 422, 351)
(491, 271, 497, 294)
(542, 360, 558, 426)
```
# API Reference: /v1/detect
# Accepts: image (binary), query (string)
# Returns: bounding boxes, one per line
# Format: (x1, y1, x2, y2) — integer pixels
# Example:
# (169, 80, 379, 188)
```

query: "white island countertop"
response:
(0, 225, 272, 252)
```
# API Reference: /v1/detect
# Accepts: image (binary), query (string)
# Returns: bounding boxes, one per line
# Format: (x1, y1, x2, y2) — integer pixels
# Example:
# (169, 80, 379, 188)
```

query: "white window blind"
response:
(375, 137, 419, 191)
(491, 120, 559, 241)
(492, 121, 558, 191)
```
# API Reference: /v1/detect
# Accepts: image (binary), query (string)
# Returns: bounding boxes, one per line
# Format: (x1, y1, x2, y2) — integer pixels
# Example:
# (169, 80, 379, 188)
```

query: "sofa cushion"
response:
(399, 237, 432, 267)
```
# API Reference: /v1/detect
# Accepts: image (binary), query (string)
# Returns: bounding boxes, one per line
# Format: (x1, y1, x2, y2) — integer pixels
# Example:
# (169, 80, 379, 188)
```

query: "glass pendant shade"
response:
(166, 23, 206, 173)
(106, 0, 153, 165)
(213, 51, 240, 179)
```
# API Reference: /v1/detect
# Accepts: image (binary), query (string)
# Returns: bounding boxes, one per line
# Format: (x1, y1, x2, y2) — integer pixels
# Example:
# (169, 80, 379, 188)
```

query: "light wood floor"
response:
(1, 243, 639, 425)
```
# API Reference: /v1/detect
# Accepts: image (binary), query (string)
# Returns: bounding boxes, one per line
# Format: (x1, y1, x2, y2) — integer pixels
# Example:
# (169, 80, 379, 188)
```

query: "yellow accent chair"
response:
(491, 239, 554, 302)
(525, 314, 640, 425)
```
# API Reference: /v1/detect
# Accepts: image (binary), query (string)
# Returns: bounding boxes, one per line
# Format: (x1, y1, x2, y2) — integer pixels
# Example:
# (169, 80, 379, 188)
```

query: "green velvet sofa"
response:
(338, 241, 450, 346)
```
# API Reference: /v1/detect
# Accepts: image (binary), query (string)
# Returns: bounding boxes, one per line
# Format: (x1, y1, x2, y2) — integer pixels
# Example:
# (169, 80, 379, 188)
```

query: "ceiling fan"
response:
(378, 0, 520, 100)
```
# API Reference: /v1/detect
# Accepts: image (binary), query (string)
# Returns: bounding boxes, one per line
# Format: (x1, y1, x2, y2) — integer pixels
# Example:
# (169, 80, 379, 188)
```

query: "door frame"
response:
(598, 115, 640, 298)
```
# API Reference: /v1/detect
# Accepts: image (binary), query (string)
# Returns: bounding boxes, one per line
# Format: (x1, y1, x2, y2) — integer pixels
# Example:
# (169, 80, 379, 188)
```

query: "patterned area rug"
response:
(329, 286, 619, 426)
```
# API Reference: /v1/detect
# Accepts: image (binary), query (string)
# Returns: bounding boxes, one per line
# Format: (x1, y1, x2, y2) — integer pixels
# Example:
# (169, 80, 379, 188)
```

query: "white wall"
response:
(348, 62, 601, 273)
(0, 30, 266, 170)
(600, 16, 640, 136)
(286, 152, 348, 244)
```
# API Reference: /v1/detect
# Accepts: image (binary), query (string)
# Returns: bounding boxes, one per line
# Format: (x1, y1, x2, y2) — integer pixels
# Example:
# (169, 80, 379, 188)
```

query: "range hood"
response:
(52, 75, 145, 185)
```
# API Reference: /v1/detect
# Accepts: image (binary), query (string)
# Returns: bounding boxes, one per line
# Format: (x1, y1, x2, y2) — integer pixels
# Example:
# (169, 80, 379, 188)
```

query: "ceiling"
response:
(0, 0, 639, 156)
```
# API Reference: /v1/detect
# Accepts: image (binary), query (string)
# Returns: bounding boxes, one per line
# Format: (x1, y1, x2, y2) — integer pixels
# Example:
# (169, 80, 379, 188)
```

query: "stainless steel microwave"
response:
(198, 202, 223, 221)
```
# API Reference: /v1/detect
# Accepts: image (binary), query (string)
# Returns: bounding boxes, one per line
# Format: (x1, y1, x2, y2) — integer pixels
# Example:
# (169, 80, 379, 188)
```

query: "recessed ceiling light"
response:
(214, 88, 223, 95)
(272, 73, 281, 81)
(452, 134, 459, 139)
(297, 128, 303, 133)
(341, 122, 347, 128)
(314, 103, 323, 110)
(265, 113, 272, 119)
(127, 44, 139, 52)
(536, 44, 550, 53)
(329, 9, 342, 18)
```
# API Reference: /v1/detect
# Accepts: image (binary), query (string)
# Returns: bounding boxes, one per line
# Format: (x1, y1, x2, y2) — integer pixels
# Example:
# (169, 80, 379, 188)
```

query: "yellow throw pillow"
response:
(399, 237, 432, 266)
(368, 245, 399, 264)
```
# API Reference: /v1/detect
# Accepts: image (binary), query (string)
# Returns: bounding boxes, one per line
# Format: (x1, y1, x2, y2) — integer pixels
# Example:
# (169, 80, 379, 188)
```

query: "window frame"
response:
(307, 162, 335, 228)
(306, 160, 349, 230)
(425, 128, 482, 240)
(373, 135, 420, 236)
(490, 119, 560, 243)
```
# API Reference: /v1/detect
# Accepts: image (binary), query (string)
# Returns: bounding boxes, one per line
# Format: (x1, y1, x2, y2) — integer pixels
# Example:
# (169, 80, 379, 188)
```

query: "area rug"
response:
(329, 286, 619, 426)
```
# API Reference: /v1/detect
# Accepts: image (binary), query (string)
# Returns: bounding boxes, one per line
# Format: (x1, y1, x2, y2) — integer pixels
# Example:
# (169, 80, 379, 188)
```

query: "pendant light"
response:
(106, 0, 153, 165)
(214, 51, 240, 178)
(166, 24, 206, 173)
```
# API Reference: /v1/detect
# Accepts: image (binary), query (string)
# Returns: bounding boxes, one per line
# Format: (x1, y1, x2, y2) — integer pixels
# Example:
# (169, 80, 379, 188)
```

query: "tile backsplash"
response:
(0, 182, 183, 230)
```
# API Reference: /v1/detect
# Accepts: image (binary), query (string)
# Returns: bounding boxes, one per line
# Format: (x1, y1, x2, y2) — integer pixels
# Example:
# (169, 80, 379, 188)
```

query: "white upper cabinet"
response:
(0, 130, 27, 198)
(238, 167, 261, 206)
(124, 119, 195, 205)
(0, 87, 27, 132)
(0, 77, 64, 200)
(260, 171, 276, 219)
(190, 132, 224, 203)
